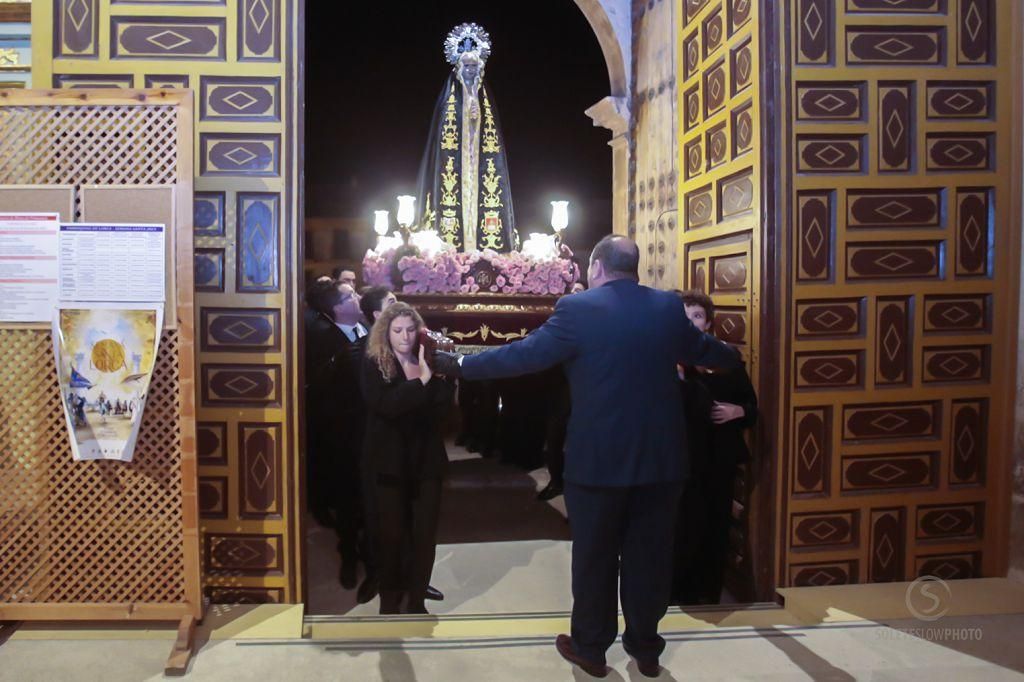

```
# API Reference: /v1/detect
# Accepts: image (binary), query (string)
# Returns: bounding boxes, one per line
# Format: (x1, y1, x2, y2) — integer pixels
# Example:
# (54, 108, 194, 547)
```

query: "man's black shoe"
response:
(554, 634, 607, 678)
(624, 645, 661, 678)
(537, 481, 564, 501)
(632, 657, 661, 678)
(425, 585, 444, 601)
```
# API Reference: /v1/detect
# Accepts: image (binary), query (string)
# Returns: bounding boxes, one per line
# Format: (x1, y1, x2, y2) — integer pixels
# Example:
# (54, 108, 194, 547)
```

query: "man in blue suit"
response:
(435, 235, 739, 677)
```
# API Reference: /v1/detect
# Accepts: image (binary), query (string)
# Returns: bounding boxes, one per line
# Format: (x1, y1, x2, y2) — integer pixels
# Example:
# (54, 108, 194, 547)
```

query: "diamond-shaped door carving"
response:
(876, 297, 910, 385)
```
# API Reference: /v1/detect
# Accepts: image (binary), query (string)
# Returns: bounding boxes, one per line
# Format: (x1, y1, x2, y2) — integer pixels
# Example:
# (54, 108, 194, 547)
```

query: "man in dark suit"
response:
(304, 276, 335, 527)
(306, 279, 368, 589)
(435, 235, 738, 678)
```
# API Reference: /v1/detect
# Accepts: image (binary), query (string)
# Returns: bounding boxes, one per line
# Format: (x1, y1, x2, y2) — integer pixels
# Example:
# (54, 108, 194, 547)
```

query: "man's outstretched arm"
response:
(677, 313, 741, 369)
(448, 300, 577, 381)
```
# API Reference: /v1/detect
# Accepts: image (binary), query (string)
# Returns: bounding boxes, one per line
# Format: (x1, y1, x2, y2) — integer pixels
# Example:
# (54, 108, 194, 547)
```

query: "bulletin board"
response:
(0, 90, 200, 671)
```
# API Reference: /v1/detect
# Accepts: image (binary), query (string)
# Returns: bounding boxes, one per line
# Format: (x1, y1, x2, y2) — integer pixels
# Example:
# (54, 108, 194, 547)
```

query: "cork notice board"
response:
(0, 185, 75, 221)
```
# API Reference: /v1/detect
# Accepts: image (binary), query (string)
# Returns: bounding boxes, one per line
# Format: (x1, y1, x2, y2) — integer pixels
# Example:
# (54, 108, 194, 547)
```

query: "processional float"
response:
(362, 23, 580, 347)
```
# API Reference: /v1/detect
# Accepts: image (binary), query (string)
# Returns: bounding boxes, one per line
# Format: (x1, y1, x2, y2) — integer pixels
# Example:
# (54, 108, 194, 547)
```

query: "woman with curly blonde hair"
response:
(361, 302, 454, 614)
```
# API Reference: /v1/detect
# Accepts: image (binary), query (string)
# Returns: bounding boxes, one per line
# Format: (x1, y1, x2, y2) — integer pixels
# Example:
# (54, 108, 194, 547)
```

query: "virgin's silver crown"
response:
(444, 23, 492, 65)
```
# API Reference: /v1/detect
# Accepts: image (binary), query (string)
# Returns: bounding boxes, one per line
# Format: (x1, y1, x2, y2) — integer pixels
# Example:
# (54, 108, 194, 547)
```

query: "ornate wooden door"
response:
(632, 0, 681, 289)
(34, 0, 304, 604)
(775, 0, 1018, 587)
(676, 0, 767, 599)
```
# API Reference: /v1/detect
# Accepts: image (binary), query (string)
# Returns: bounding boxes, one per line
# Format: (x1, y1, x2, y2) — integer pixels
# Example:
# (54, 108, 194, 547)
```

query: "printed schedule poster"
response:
(59, 223, 166, 302)
(0, 213, 61, 322)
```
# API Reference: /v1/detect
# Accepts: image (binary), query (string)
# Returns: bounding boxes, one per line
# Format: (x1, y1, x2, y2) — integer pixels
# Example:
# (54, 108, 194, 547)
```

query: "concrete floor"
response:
(6, 449, 1024, 680)
(3, 614, 1024, 681)
(307, 450, 572, 616)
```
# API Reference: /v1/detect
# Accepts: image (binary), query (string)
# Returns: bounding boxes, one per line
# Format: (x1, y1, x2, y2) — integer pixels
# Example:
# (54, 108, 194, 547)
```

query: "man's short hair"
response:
(332, 266, 356, 281)
(309, 279, 342, 317)
(360, 285, 392, 321)
(678, 289, 715, 321)
(305, 279, 322, 307)
(590, 234, 639, 279)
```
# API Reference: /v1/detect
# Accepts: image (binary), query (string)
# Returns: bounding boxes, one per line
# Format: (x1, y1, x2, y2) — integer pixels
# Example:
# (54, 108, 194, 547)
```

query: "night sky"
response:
(305, 1, 614, 258)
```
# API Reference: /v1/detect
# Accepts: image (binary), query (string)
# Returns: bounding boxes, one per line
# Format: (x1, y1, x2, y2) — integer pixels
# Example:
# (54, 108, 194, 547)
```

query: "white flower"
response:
(521, 233, 559, 261)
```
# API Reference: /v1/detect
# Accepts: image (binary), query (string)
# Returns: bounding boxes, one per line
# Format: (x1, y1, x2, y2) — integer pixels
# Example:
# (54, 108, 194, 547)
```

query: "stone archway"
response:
(574, 0, 632, 237)
(573, 0, 630, 97)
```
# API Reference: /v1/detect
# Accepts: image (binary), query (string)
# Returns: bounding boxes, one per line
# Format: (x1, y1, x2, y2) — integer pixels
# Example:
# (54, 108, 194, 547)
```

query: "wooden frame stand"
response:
(0, 90, 202, 673)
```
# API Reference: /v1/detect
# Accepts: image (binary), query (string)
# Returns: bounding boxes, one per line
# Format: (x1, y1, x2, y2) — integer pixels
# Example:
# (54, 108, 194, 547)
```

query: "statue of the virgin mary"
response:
(415, 23, 519, 252)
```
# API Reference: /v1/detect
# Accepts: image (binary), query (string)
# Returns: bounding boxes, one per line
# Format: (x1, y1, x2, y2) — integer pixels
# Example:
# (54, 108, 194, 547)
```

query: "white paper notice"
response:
(0, 213, 61, 322)
(59, 224, 166, 302)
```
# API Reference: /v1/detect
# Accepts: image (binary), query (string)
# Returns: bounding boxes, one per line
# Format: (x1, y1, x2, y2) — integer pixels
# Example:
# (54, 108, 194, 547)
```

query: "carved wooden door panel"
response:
(677, 0, 766, 600)
(777, 0, 1017, 587)
(633, 0, 681, 288)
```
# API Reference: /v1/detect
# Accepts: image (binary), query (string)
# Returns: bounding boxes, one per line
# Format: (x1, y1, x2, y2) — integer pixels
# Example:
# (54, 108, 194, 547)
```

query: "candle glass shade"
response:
(550, 200, 569, 233)
(396, 195, 417, 228)
(374, 210, 390, 236)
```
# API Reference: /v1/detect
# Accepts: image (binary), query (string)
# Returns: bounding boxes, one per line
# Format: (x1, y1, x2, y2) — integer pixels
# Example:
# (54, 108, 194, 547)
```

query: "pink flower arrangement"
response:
(362, 245, 579, 296)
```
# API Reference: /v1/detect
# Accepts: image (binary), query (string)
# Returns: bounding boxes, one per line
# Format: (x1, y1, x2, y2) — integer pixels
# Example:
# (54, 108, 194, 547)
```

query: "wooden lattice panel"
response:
(0, 105, 178, 186)
(0, 89, 197, 623)
(0, 329, 185, 605)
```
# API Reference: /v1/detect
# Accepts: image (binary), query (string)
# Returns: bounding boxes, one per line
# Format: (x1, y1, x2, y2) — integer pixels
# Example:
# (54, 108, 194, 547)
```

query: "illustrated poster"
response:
(53, 304, 164, 462)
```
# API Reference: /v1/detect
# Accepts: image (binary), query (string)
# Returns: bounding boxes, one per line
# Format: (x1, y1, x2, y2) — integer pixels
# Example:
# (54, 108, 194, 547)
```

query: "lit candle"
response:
(373, 210, 390, 236)
(397, 195, 416, 228)
(550, 200, 569, 233)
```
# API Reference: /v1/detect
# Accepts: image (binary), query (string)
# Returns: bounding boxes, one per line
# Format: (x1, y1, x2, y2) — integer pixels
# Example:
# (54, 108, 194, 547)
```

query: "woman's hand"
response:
(711, 401, 744, 424)
(418, 345, 433, 385)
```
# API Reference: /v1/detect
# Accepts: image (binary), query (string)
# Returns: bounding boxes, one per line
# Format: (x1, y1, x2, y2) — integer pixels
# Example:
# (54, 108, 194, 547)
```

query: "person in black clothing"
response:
(362, 302, 455, 614)
(353, 286, 446, 606)
(536, 366, 569, 501)
(333, 267, 357, 288)
(358, 285, 397, 326)
(346, 284, 397, 603)
(306, 279, 369, 589)
(304, 276, 334, 528)
(672, 289, 758, 605)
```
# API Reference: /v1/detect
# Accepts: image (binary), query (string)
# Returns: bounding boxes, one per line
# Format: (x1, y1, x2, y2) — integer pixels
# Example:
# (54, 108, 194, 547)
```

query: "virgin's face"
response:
(388, 315, 418, 355)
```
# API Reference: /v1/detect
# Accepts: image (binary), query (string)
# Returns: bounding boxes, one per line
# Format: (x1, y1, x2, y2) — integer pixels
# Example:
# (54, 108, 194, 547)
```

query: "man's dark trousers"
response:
(564, 480, 684, 665)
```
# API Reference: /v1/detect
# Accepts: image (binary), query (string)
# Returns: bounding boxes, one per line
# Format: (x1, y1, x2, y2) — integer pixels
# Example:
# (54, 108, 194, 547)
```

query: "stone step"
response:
(302, 603, 796, 641)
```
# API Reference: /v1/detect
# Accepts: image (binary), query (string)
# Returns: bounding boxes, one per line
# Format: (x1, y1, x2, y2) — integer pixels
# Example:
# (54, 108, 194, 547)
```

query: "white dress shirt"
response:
(336, 322, 366, 342)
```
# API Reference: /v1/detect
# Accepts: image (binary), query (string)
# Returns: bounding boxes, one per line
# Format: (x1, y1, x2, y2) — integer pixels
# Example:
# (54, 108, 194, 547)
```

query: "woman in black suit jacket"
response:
(362, 302, 454, 614)
(672, 290, 758, 605)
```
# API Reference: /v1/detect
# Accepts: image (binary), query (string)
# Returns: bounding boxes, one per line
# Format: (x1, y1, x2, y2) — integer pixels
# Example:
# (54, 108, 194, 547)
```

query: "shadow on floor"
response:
(438, 457, 569, 544)
(306, 452, 570, 616)
(755, 626, 855, 681)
